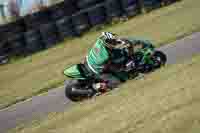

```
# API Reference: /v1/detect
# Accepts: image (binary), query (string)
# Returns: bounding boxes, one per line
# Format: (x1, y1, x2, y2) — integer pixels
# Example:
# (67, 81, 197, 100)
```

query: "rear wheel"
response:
(65, 80, 95, 102)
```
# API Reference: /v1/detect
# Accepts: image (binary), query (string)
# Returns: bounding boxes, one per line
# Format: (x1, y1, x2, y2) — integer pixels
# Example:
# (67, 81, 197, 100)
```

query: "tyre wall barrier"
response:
(143, 0, 162, 11)
(120, 0, 140, 17)
(161, 0, 180, 5)
(87, 3, 107, 26)
(63, 1, 78, 16)
(0, 40, 9, 56)
(7, 18, 26, 34)
(55, 16, 77, 39)
(0, 0, 180, 61)
(0, 18, 25, 39)
(24, 29, 45, 54)
(76, 0, 103, 9)
(7, 33, 26, 56)
(49, 2, 66, 20)
(104, 0, 123, 19)
(0, 19, 26, 57)
(72, 10, 91, 35)
(24, 9, 51, 30)
(0, 55, 9, 65)
(39, 22, 60, 48)
(49, 1, 77, 20)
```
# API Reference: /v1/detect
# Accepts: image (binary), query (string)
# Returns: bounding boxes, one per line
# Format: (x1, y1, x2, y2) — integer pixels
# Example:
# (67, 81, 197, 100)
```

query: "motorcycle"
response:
(63, 44, 167, 102)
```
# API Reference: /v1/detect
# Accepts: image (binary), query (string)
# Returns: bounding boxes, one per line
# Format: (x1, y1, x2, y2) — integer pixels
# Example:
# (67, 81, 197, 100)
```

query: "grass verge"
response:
(10, 54, 200, 133)
(0, 0, 200, 109)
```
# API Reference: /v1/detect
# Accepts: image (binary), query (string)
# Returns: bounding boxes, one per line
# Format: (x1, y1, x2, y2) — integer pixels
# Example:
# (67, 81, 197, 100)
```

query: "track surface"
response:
(0, 33, 200, 133)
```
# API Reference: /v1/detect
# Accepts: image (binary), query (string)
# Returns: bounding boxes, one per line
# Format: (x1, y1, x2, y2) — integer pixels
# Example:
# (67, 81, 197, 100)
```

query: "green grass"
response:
(10, 54, 200, 133)
(0, 0, 200, 109)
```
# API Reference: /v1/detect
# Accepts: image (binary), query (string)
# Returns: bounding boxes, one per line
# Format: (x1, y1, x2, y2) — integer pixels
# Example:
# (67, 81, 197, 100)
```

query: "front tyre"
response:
(152, 50, 167, 69)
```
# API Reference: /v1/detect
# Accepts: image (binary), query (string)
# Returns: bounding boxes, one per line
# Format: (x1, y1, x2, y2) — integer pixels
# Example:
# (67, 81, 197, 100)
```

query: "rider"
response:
(83, 32, 154, 92)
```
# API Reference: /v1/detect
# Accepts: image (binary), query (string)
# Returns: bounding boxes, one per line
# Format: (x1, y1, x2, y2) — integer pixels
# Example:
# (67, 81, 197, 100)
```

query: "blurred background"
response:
(0, 0, 63, 24)
(0, 0, 176, 64)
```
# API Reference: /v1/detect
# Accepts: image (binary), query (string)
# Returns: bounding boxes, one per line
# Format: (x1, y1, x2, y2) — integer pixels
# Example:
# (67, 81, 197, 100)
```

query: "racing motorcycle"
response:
(64, 44, 167, 102)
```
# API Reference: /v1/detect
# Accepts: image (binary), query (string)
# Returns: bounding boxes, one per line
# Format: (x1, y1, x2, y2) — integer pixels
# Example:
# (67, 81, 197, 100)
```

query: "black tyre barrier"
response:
(0, 55, 9, 65)
(76, 0, 102, 9)
(49, 2, 66, 20)
(161, 0, 180, 5)
(0, 18, 25, 41)
(39, 23, 60, 48)
(123, 4, 140, 17)
(49, 1, 77, 20)
(55, 17, 77, 39)
(72, 10, 90, 35)
(0, 40, 9, 56)
(42, 36, 59, 48)
(120, 0, 139, 8)
(7, 18, 25, 33)
(24, 9, 51, 30)
(0, 0, 179, 60)
(24, 29, 45, 54)
(12, 18, 26, 33)
(120, 0, 140, 16)
(63, 1, 78, 16)
(87, 3, 107, 26)
(104, 0, 123, 19)
(143, 0, 162, 11)
(7, 33, 26, 56)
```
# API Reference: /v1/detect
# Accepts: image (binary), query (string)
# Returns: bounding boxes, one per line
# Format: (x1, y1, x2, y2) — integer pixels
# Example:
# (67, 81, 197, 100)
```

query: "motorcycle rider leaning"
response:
(83, 32, 154, 92)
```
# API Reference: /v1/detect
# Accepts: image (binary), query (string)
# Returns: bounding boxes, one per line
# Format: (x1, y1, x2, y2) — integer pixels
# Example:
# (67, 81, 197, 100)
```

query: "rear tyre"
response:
(65, 80, 94, 102)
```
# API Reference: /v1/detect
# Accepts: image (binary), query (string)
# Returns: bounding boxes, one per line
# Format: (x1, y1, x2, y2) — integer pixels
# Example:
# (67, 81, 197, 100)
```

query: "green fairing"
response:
(63, 65, 86, 80)
(86, 36, 110, 75)
(64, 37, 155, 81)
(139, 48, 154, 65)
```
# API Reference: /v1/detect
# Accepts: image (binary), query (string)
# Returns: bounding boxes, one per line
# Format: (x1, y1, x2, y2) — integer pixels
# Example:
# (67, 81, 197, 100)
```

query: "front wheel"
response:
(139, 50, 167, 73)
(152, 50, 167, 69)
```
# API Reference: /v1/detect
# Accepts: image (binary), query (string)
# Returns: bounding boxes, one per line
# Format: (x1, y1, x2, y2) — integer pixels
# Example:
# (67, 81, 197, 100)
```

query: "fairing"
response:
(64, 65, 86, 80)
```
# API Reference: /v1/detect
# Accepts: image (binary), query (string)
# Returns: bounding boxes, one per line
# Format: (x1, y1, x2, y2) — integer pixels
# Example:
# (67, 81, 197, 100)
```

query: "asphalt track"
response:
(0, 32, 200, 133)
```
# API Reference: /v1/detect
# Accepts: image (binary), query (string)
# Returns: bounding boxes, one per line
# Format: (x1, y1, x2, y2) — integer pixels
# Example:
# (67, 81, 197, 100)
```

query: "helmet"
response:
(101, 32, 131, 49)
(102, 32, 117, 40)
